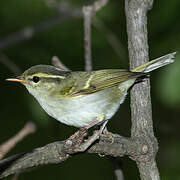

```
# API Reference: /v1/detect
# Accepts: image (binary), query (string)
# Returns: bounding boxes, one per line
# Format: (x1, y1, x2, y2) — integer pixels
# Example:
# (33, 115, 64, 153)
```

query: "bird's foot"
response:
(101, 127, 114, 144)
(75, 120, 108, 152)
(66, 117, 107, 153)
(70, 127, 87, 139)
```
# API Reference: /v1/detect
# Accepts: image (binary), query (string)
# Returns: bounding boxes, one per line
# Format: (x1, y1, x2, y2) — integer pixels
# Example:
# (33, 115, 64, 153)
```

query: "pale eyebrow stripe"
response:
(29, 73, 66, 79)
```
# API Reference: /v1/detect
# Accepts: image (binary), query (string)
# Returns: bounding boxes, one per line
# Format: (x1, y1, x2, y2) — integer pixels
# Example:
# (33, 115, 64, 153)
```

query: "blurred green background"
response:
(0, 0, 180, 179)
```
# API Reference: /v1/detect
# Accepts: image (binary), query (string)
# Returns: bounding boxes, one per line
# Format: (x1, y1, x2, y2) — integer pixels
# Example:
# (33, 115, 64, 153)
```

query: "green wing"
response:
(69, 69, 145, 96)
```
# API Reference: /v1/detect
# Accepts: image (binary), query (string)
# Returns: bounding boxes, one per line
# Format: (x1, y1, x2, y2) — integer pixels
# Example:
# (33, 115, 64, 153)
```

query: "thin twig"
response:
(114, 168, 124, 180)
(83, 6, 93, 72)
(0, 54, 21, 75)
(0, 9, 81, 50)
(85, 0, 108, 12)
(51, 56, 70, 71)
(44, 0, 73, 14)
(0, 0, 112, 55)
(92, 18, 126, 60)
(0, 122, 36, 160)
(82, 0, 109, 72)
(110, 157, 124, 180)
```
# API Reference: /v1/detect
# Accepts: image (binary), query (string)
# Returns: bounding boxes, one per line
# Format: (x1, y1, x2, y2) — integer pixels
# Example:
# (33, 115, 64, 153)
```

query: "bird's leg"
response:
(67, 115, 108, 153)
(68, 119, 100, 140)
(79, 119, 101, 137)
(84, 119, 101, 129)
(77, 115, 106, 141)
(75, 118, 108, 152)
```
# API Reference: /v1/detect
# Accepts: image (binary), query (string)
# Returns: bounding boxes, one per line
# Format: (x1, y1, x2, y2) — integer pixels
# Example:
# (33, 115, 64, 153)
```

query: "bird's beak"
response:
(6, 77, 27, 83)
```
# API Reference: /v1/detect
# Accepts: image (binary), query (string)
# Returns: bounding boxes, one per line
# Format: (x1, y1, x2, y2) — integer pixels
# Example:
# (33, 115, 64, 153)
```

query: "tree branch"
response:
(92, 18, 126, 60)
(0, 0, 164, 179)
(125, 0, 160, 179)
(0, 54, 21, 75)
(0, 133, 149, 178)
(83, 6, 93, 72)
(0, 4, 81, 50)
(51, 56, 70, 71)
(110, 157, 125, 180)
(0, 122, 36, 160)
(83, 0, 108, 72)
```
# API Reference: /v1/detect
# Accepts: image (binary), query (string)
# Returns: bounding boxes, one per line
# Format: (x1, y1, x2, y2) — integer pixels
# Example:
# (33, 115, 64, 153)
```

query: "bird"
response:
(7, 52, 175, 130)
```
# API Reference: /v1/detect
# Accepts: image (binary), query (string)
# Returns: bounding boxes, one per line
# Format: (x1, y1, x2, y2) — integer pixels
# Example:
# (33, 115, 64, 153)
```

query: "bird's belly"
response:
(37, 87, 127, 127)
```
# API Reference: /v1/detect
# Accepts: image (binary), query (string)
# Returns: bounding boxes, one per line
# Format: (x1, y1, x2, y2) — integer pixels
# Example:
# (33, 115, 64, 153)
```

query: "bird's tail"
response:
(131, 52, 176, 73)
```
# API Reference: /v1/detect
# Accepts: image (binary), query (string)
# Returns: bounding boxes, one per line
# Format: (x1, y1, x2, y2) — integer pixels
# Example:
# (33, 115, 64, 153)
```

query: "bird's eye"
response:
(32, 76, 40, 83)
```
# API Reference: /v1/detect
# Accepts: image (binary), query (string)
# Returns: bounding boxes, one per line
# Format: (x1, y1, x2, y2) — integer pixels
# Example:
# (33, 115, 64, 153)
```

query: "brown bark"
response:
(125, 0, 160, 179)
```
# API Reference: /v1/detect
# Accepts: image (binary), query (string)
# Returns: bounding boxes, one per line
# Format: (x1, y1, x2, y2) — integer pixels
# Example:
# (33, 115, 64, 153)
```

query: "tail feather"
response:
(131, 52, 176, 73)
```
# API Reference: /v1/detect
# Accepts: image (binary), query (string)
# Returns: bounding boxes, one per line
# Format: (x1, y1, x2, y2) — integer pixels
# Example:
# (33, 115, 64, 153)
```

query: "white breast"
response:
(25, 83, 130, 128)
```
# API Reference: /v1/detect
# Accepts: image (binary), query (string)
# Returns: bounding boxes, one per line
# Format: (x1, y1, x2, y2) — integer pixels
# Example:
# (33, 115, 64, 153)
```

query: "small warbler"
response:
(7, 53, 175, 128)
